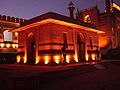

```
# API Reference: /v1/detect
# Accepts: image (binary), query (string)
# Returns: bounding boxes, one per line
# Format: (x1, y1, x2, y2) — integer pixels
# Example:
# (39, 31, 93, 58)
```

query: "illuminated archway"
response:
(4, 30, 12, 42)
(77, 33, 86, 62)
(27, 32, 36, 64)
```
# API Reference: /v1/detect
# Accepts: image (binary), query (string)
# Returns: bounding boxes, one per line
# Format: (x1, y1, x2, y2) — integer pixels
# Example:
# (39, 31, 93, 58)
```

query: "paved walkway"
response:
(0, 60, 117, 77)
(0, 60, 120, 90)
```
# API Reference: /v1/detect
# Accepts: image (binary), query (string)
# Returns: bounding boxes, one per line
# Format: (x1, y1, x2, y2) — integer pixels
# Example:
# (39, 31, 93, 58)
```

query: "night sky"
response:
(0, 0, 120, 19)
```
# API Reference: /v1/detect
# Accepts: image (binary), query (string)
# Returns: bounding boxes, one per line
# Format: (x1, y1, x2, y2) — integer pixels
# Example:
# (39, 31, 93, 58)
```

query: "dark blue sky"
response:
(0, 0, 120, 19)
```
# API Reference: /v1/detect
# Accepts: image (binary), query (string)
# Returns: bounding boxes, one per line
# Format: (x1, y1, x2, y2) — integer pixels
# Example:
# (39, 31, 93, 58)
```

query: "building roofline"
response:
(12, 18, 104, 34)
(12, 12, 104, 34)
(21, 12, 97, 29)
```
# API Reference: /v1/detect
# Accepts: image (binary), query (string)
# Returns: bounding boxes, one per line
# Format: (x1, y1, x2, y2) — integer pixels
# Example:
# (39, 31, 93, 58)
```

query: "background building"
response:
(0, 15, 26, 63)
(76, 0, 120, 58)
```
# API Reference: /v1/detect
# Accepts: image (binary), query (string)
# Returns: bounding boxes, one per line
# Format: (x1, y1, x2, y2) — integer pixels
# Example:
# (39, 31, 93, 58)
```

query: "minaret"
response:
(105, 0, 111, 12)
(68, 1, 75, 19)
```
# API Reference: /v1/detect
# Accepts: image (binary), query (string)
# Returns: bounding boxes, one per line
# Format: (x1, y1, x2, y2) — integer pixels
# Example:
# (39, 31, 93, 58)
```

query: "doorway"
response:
(27, 34, 36, 64)
(77, 33, 86, 62)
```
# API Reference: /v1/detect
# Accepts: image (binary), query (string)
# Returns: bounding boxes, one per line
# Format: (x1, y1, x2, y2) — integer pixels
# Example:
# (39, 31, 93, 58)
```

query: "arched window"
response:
(84, 15, 91, 23)
(4, 30, 12, 42)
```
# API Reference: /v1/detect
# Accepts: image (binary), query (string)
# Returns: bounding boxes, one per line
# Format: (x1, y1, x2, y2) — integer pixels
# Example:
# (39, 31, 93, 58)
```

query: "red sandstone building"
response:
(76, 0, 120, 56)
(1, 0, 119, 64)
(12, 2, 104, 65)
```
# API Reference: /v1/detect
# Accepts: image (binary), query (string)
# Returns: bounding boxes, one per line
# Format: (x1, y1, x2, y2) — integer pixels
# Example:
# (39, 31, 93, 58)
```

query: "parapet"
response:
(0, 15, 27, 23)
(79, 6, 98, 13)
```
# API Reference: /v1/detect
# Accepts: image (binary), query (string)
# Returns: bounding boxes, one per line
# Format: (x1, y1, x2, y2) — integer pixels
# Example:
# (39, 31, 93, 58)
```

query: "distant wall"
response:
(0, 15, 26, 23)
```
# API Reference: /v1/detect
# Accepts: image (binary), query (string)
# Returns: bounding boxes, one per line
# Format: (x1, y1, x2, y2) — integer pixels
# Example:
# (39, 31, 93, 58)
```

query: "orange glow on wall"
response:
(44, 56, 50, 64)
(12, 44, 16, 48)
(17, 56, 21, 63)
(91, 54, 96, 61)
(16, 44, 18, 48)
(1, 43, 4, 48)
(54, 55, 60, 64)
(91, 62, 95, 65)
(55, 59, 60, 64)
(24, 56, 27, 63)
(35, 56, 40, 64)
(66, 55, 70, 63)
(99, 35, 108, 47)
(86, 54, 89, 61)
(0, 43, 18, 48)
(6, 44, 10, 48)
(74, 55, 78, 62)
(15, 32, 18, 36)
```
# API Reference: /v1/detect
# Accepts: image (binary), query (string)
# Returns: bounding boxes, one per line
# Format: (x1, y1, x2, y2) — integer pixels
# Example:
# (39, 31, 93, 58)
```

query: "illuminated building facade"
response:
(0, 15, 26, 63)
(76, 0, 120, 55)
(1, 0, 119, 64)
(12, 1, 104, 65)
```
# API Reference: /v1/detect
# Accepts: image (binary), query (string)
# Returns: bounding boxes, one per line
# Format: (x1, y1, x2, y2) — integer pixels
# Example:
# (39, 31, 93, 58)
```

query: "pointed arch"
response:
(28, 32, 34, 38)
(4, 30, 12, 42)
(27, 32, 36, 64)
(77, 33, 86, 62)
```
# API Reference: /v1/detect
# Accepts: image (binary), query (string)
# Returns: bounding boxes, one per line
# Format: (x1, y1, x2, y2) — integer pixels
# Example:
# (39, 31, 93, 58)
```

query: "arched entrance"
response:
(4, 30, 12, 42)
(27, 33, 36, 64)
(77, 33, 86, 62)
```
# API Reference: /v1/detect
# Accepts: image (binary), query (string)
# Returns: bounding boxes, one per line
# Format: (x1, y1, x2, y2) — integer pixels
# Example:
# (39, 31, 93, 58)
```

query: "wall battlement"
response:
(0, 15, 27, 23)
(79, 6, 98, 13)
